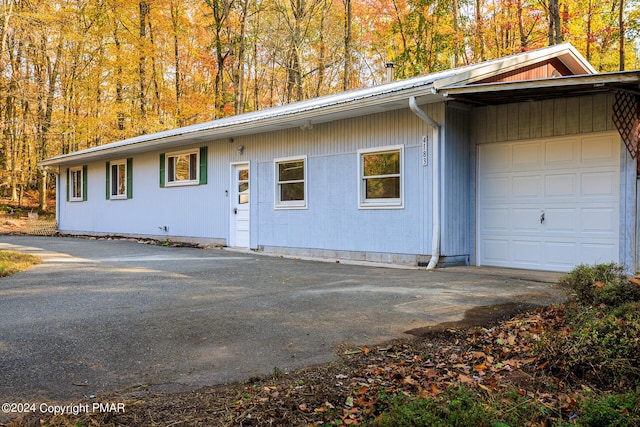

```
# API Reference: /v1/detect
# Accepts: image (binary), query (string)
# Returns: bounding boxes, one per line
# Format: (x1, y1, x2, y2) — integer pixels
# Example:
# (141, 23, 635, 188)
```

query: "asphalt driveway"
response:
(0, 236, 564, 405)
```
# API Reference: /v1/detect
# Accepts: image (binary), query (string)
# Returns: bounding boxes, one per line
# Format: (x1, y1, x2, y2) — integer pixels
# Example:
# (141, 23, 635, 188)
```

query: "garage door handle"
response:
(234, 208, 238, 215)
(539, 211, 545, 224)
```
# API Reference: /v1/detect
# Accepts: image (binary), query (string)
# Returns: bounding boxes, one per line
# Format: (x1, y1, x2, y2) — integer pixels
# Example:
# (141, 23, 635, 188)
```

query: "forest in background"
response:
(1, 0, 639, 209)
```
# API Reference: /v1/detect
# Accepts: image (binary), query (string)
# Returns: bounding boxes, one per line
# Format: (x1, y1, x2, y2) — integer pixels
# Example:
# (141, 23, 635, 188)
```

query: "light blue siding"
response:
(441, 103, 472, 263)
(58, 105, 441, 263)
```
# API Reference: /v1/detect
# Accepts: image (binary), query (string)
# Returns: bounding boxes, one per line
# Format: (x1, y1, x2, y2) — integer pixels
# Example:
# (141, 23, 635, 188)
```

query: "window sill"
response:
(275, 203, 307, 210)
(358, 201, 404, 210)
(164, 180, 200, 188)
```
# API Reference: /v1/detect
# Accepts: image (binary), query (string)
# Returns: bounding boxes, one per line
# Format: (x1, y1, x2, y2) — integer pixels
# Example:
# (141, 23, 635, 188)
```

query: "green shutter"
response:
(126, 158, 133, 199)
(105, 162, 111, 199)
(66, 168, 70, 202)
(159, 153, 165, 187)
(199, 146, 208, 185)
(82, 165, 88, 201)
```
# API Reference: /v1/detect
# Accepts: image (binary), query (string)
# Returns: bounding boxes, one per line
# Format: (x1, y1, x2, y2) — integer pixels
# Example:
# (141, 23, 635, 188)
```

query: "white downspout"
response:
(409, 96, 441, 269)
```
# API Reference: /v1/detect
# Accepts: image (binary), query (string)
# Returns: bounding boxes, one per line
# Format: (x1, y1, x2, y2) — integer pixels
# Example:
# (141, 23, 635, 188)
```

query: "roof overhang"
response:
(438, 71, 640, 105)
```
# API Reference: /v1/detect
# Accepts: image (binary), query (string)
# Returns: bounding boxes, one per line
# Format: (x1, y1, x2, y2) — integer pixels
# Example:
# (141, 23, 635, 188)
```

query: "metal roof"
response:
(40, 43, 598, 167)
(438, 71, 640, 105)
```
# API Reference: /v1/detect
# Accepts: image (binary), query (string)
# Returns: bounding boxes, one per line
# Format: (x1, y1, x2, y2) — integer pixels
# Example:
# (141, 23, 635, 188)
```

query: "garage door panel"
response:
(482, 240, 509, 263)
(581, 172, 617, 197)
(582, 135, 618, 163)
(478, 134, 620, 272)
(543, 241, 577, 269)
(480, 144, 510, 172)
(512, 208, 541, 231)
(512, 240, 542, 264)
(581, 243, 618, 265)
(482, 208, 510, 231)
(513, 176, 541, 198)
(480, 177, 509, 201)
(546, 138, 577, 166)
(545, 174, 576, 197)
(513, 143, 542, 169)
(545, 208, 576, 232)
(581, 208, 617, 233)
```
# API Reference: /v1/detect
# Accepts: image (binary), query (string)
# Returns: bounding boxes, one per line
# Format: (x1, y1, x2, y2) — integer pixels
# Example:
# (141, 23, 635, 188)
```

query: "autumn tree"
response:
(1, 0, 640, 207)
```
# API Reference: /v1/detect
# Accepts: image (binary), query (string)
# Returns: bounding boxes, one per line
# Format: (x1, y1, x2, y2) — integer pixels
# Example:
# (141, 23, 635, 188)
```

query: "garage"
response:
(477, 132, 620, 272)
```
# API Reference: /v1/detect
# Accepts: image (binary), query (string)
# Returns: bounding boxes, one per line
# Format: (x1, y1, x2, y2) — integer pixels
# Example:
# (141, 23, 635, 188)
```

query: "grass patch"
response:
(0, 250, 41, 277)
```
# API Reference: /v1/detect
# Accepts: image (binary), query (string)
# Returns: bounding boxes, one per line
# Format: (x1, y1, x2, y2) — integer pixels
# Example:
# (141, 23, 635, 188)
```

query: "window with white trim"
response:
(275, 156, 306, 208)
(160, 147, 207, 187)
(110, 160, 127, 199)
(168, 150, 197, 184)
(69, 166, 85, 202)
(358, 145, 403, 208)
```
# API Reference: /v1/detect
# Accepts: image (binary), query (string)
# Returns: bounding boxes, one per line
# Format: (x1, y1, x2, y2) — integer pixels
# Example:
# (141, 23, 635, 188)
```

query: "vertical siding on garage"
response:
(442, 103, 471, 262)
(472, 93, 617, 144)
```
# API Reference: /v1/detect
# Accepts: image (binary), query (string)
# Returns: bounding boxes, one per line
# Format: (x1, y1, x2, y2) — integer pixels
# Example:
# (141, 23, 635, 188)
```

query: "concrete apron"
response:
(0, 236, 566, 407)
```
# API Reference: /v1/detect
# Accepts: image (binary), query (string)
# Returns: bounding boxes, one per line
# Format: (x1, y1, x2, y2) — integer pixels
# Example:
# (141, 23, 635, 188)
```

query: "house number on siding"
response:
(422, 136, 428, 166)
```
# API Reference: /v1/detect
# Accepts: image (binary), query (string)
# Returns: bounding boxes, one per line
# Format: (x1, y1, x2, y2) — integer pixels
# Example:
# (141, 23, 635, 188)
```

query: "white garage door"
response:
(478, 133, 620, 272)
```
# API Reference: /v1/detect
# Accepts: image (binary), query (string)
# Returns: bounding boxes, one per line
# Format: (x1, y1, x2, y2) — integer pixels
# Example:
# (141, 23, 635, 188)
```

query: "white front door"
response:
(231, 163, 250, 248)
(477, 133, 620, 272)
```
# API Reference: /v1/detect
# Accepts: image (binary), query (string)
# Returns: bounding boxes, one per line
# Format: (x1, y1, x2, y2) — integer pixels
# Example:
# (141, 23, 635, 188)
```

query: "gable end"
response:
(475, 58, 573, 84)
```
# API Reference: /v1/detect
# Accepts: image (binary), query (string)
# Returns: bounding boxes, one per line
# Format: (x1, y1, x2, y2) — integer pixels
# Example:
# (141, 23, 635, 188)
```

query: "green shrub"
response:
(559, 263, 640, 307)
(537, 302, 640, 390)
(596, 280, 640, 307)
(554, 391, 640, 426)
(559, 263, 624, 303)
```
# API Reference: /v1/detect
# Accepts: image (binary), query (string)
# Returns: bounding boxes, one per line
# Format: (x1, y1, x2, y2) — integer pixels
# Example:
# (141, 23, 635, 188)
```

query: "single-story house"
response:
(40, 43, 640, 273)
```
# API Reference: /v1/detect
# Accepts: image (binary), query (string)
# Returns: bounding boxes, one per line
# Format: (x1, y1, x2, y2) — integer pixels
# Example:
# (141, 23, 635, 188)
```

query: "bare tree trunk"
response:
(171, 2, 183, 125)
(148, 21, 162, 123)
(517, 0, 526, 50)
(619, 0, 625, 70)
(233, 0, 249, 115)
(138, 0, 149, 131)
(114, 20, 125, 132)
(475, 0, 485, 61)
(207, 0, 231, 117)
(547, 0, 563, 45)
(1, 0, 13, 62)
(287, 0, 304, 102)
(343, 0, 351, 91)
(36, 36, 63, 211)
(586, 0, 592, 61)
(452, 0, 459, 65)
